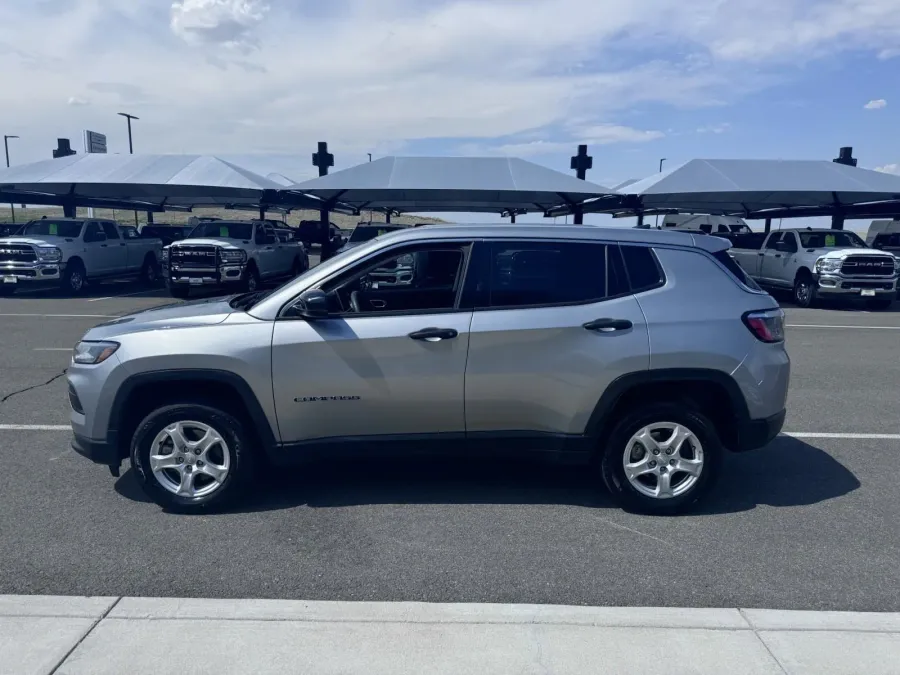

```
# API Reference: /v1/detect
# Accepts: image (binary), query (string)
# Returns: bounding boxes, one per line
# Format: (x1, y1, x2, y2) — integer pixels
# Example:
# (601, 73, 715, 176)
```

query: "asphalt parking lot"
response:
(1, 281, 898, 612)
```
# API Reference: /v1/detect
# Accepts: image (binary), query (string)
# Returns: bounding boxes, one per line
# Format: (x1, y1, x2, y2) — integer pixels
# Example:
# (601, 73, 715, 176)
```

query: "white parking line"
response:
(0, 424, 70, 431)
(33, 348, 72, 352)
(87, 289, 160, 302)
(787, 324, 900, 330)
(0, 313, 118, 318)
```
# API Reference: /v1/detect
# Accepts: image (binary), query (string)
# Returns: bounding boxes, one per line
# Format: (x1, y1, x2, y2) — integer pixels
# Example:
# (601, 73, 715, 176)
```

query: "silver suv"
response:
(67, 225, 790, 515)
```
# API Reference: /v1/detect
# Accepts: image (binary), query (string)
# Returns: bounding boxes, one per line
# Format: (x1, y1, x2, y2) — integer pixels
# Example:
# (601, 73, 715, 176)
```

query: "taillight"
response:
(743, 309, 785, 343)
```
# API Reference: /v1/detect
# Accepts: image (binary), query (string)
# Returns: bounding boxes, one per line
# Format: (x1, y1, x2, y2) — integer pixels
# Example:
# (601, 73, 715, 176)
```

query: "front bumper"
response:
(815, 273, 898, 296)
(71, 431, 120, 466)
(735, 409, 786, 452)
(0, 260, 63, 286)
(164, 262, 246, 287)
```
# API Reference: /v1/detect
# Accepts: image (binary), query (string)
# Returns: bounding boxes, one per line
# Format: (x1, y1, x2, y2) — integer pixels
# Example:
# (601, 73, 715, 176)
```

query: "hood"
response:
(815, 248, 895, 260)
(171, 238, 244, 249)
(82, 296, 236, 340)
(0, 237, 67, 247)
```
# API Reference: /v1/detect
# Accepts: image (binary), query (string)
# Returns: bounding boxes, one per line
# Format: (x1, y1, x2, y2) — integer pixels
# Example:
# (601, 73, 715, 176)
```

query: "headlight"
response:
(161, 248, 169, 261)
(815, 258, 841, 273)
(73, 341, 119, 365)
(894, 256, 900, 273)
(220, 250, 247, 263)
(36, 247, 62, 262)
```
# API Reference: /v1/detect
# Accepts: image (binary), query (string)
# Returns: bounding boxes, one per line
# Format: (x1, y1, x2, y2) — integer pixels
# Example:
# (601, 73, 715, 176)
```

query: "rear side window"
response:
(486, 241, 609, 308)
(620, 245, 664, 293)
(713, 250, 761, 291)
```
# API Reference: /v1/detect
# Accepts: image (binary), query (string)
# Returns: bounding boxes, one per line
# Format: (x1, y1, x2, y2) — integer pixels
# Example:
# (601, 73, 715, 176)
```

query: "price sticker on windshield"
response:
(49, 224, 58, 235)
(219, 226, 229, 237)
(825, 234, 836, 247)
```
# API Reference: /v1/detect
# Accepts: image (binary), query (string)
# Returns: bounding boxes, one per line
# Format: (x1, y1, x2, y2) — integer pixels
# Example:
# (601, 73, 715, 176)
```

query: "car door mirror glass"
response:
(296, 289, 329, 319)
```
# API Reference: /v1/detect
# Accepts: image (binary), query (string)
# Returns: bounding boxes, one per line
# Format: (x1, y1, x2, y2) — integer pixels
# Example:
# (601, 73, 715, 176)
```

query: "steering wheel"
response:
(350, 290, 362, 314)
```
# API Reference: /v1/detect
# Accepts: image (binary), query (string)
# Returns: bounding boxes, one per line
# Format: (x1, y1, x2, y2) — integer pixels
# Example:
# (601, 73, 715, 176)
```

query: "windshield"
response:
(21, 220, 84, 238)
(799, 231, 866, 249)
(189, 222, 253, 240)
(349, 225, 405, 243)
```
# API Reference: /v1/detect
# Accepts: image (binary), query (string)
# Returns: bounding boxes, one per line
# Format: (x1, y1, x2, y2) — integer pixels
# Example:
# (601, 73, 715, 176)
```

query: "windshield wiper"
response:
(228, 290, 270, 311)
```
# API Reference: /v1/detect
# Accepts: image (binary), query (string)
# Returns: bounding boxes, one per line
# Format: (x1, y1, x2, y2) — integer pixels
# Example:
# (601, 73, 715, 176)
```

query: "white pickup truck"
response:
(728, 228, 899, 309)
(162, 219, 309, 298)
(0, 218, 163, 296)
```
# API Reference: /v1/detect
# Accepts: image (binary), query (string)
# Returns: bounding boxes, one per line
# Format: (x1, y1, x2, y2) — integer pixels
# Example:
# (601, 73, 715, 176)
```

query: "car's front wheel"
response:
(600, 403, 722, 515)
(130, 404, 255, 512)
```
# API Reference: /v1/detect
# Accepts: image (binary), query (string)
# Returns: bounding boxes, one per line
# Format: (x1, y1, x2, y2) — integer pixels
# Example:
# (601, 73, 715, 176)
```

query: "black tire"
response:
(61, 259, 87, 295)
(167, 283, 191, 299)
(242, 264, 260, 292)
(792, 273, 815, 308)
(130, 403, 255, 513)
(600, 403, 722, 515)
(291, 256, 305, 277)
(139, 255, 161, 287)
(866, 296, 895, 311)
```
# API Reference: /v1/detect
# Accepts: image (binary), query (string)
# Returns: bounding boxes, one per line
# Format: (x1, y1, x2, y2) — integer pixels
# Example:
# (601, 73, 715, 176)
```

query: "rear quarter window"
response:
(620, 245, 664, 293)
(713, 250, 762, 291)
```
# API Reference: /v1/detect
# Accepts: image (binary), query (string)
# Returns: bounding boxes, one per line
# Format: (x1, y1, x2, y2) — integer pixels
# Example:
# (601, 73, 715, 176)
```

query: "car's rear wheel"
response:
(139, 255, 160, 286)
(600, 403, 722, 515)
(130, 404, 255, 512)
(242, 264, 260, 292)
(793, 273, 815, 308)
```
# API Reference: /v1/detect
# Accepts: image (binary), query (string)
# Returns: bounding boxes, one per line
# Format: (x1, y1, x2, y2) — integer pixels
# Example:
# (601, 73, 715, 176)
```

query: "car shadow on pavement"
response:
(114, 436, 860, 516)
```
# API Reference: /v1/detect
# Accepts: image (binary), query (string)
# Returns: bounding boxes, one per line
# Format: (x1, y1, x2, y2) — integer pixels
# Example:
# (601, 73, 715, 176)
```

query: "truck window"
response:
(21, 220, 84, 238)
(798, 231, 866, 249)
(100, 222, 120, 240)
(765, 234, 783, 250)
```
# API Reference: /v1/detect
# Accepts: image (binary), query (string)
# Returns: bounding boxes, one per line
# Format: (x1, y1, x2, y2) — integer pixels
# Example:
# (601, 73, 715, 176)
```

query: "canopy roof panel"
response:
(284, 156, 616, 212)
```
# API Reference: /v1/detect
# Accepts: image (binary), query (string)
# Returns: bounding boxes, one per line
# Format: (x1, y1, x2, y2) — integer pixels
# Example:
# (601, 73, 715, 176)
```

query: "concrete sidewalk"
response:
(3, 595, 900, 674)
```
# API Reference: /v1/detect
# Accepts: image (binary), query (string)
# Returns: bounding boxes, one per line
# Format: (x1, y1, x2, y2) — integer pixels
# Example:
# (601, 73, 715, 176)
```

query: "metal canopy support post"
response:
(764, 217, 772, 234)
(63, 203, 76, 218)
(259, 206, 266, 220)
(312, 141, 335, 259)
(636, 213, 644, 228)
(831, 215, 845, 230)
(510, 212, 516, 223)
(570, 144, 593, 225)
(385, 211, 391, 224)
(147, 211, 154, 224)
(831, 148, 856, 231)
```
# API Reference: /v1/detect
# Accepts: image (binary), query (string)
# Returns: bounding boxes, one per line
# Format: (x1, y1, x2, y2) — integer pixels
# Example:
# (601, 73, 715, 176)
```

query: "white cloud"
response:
(879, 48, 900, 59)
(696, 123, 731, 134)
(577, 124, 665, 144)
(864, 98, 887, 109)
(67, 96, 90, 107)
(171, 0, 269, 48)
(875, 163, 900, 174)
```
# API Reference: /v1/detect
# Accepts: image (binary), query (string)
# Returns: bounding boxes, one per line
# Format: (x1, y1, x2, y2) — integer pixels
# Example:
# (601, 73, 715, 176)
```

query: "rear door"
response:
(271, 238, 475, 444)
(463, 239, 650, 438)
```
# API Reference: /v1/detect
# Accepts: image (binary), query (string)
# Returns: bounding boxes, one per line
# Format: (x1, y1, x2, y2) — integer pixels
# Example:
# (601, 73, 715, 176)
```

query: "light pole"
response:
(4, 135, 19, 223)
(117, 112, 139, 154)
(117, 113, 139, 226)
(655, 158, 667, 228)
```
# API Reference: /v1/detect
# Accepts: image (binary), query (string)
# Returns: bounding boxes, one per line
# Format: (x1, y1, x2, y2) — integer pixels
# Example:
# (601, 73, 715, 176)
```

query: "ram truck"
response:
(728, 228, 899, 309)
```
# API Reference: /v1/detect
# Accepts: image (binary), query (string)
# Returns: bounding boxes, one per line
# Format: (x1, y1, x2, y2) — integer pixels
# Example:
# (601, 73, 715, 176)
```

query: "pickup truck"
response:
(162, 219, 309, 298)
(0, 218, 163, 296)
(728, 228, 899, 309)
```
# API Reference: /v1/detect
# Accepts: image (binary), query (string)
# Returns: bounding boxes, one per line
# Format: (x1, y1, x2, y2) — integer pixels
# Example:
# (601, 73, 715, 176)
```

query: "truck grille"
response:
(0, 245, 36, 264)
(840, 256, 895, 277)
(170, 245, 218, 270)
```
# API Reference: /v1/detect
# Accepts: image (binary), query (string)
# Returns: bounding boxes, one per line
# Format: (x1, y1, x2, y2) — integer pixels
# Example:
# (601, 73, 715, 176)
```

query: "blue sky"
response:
(1, 0, 898, 225)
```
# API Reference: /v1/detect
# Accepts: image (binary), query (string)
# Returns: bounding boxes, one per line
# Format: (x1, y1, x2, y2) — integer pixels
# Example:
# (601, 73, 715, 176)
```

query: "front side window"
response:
(100, 222, 120, 240)
(312, 242, 470, 315)
(486, 241, 610, 308)
(83, 223, 104, 242)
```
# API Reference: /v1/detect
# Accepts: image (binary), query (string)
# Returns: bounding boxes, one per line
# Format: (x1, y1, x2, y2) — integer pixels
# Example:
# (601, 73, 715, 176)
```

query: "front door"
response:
(760, 232, 797, 287)
(271, 239, 475, 444)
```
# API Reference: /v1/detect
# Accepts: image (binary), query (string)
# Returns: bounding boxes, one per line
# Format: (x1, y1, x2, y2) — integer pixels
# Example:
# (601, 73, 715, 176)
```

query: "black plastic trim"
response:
(71, 432, 119, 465)
(735, 409, 786, 452)
(108, 369, 278, 459)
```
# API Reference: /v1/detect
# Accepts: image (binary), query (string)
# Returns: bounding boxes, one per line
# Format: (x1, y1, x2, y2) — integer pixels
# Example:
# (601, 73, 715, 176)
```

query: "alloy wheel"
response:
(622, 422, 704, 499)
(148, 421, 231, 498)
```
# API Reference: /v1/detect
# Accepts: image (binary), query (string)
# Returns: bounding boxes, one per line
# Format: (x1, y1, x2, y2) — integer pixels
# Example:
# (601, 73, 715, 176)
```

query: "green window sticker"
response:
(49, 223, 58, 235)
(825, 234, 836, 247)
(219, 226, 229, 237)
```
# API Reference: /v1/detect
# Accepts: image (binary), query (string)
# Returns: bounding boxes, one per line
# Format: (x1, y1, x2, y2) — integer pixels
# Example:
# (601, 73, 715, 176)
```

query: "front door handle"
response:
(583, 318, 633, 332)
(773, 253, 782, 258)
(408, 327, 458, 342)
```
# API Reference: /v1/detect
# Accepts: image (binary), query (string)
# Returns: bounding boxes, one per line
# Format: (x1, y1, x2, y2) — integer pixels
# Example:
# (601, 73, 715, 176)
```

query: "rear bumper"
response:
(71, 431, 120, 466)
(735, 409, 786, 452)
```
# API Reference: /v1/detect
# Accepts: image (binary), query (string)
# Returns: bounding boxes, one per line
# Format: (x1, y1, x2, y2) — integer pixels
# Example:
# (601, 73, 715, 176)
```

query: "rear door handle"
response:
(583, 318, 633, 332)
(757, 252, 765, 256)
(408, 327, 458, 342)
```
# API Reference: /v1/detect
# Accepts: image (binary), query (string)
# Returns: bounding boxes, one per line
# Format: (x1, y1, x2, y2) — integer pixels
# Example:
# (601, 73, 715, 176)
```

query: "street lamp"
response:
(117, 112, 139, 154)
(4, 135, 19, 223)
(655, 158, 667, 228)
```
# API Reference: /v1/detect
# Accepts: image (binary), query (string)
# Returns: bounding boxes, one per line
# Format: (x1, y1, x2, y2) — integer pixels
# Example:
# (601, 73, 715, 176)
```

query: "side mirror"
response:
(296, 289, 329, 319)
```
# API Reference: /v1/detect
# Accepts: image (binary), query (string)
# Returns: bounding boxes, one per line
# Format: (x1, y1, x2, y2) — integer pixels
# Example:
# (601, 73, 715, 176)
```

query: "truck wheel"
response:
(291, 257, 305, 277)
(867, 296, 895, 311)
(792, 273, 815, 308)
(167, 284, 191, 299)
(600, 403, 722, 515)
(139, 255, 161, 286)
(242, 265, 260, 292)
(130, 404, 255, 513)
(61, 260, 86, 295)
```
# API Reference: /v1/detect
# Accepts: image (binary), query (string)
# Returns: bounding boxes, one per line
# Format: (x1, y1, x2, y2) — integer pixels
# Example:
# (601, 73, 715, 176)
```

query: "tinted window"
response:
(121, 226, 139, 239)
(714, 250, 761, 291)
(874, 233, 900, 247)
(349, 225, 406, 243)
(487, 242, 608, 308)
(22, 220, 83, 238)
(620, 245, 663, 293)
(765, 233, 783, 250)
(100, 222, 120, 239)
(189, 222, 253, 240)
(83, 223, 103, 241)
(799, 231, 865, 249)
